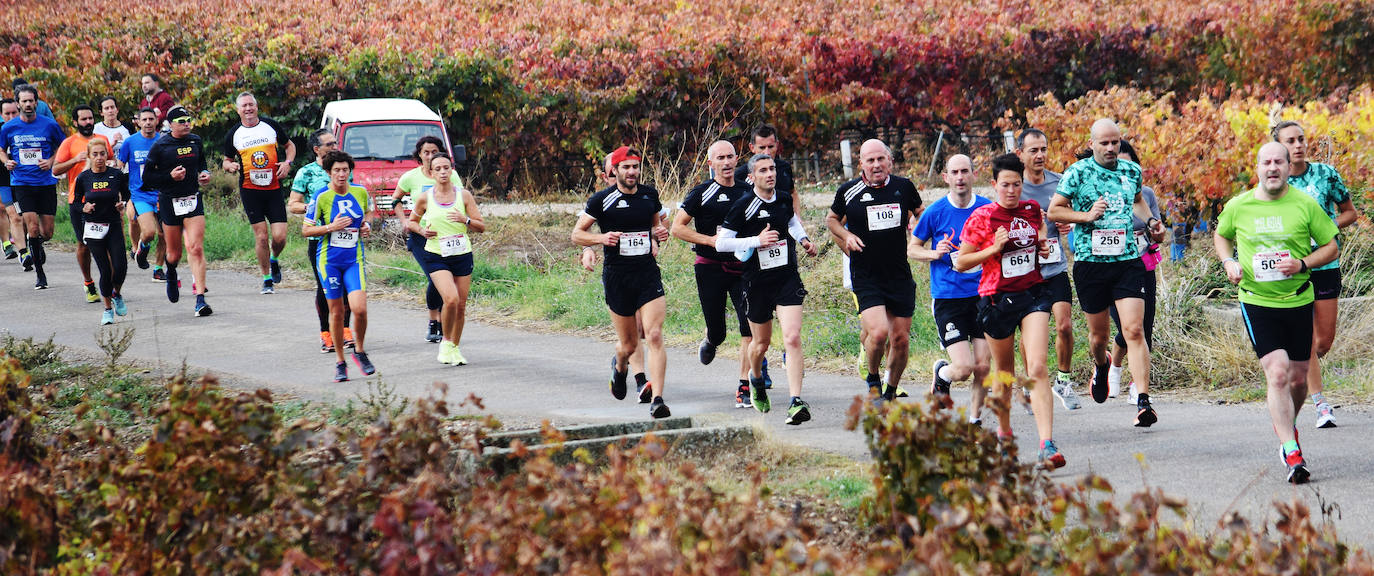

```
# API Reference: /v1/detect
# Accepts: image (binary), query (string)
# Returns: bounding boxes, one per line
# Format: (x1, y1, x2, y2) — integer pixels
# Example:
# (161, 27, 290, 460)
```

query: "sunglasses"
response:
(171, 118, 193, 125)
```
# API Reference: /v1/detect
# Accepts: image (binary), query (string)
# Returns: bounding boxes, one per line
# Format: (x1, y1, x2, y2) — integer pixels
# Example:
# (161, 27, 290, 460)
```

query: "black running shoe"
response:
(785, 398, 811, 425)
(152, 268, 166, 283)
(135, 244, 150, 270)
(1091, 360, 1110, 404)
(698, 338, 717, 365)
(351, 351, 376, 375)
(650, 396, 671, 419)
(166, 268, 180, 303)
(636, 380, 653, 404)
(34, 270, 47, 290)
(609, 356, 628, 400)
(930, 359, 953, 410)
(194, 295, 213, 317)
(21, 252, 33, 271)
(333, 361, 349, 382)
(270, 260, 282, 284)
(1134, 399, 1157, 428)
(426, 320, 442, 343)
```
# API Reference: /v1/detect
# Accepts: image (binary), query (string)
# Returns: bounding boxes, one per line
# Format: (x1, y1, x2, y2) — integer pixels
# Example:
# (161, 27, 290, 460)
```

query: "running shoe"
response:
(735, 382, 750, 408)
(1107, 365, 1122, 398)
(609, 356, 628, 400)
(930, 359, 953, 410)
(152, 268, 166, 282)
(85, 283, 100, 303)
(135, 244, 150, 270)
(750, 378, 771, 413)
(34, 270, 47, 290)
(785, 398, 811, 425)
(426, 320, 442, 343)
(2, 243, 15, 259)
(129, 248, 137, 262)
(1091, 356, 1111, 404)
(194, 295, 213, 317)
(649, 396, 671, 419)
(698, 338, 717, 365)
(969, 413, 983, 426)
(333, 362, 349, 382)
(270, 260, 282, 284)
(1314, 402, 1336, 429)
(21, 252, 33, 271)
(165, 268, 179, 302)
(1134, 396, 1157, 428)
(760, 357, 773, 389)
(322, 331, 336, 354)
(1284, 448, 1310, 484)
(438, 340, 456, 364)
(351, 351, 376, 376)
(1038, 440, 1067, 470)
(101, 309, 115, 325)
(895, 384, 910, 398)
(450, 347, 467, 366)
(879, 378, 897, 402)
(112, 295, 127, 316)
(261, 279, 275, 295)
(1052, 377, 1082, 410)
(343, 327, 355, 349)
(636, 380, 653, 404)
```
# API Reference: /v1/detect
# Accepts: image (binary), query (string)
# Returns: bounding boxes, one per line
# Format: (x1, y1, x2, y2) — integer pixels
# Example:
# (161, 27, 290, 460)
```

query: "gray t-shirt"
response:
(1020, 169, 1069, 278)
(1130, 186, 1163, 255)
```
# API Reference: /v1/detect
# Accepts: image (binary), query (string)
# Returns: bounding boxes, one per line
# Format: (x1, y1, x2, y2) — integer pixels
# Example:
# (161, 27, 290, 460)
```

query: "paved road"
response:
(2, 249, 1370, 549)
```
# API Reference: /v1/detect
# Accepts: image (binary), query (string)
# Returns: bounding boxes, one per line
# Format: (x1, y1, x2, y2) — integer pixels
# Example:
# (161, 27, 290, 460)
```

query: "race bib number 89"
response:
(759, 240, 788, 270)
(1091, 229, 1126, 256)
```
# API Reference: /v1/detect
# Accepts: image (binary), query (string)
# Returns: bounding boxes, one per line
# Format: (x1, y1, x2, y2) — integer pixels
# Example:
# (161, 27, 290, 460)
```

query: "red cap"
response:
(609, 146, 641, 169)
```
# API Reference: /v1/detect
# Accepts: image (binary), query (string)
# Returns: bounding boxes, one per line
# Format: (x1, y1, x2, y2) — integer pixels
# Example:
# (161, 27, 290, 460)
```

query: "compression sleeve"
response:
(788, 214, 809, 242)
(714, 227, 761, 252)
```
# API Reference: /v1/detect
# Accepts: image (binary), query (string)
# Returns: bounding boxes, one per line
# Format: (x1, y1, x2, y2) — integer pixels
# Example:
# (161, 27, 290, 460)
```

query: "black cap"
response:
(166, 107, 190, 122)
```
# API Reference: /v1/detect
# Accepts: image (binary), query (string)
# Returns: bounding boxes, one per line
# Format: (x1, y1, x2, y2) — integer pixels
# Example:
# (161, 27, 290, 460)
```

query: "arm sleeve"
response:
(1055, 165, 1078, 199)
(1330, 166, 1350, 203)
(195, 138, 209, 175)
(714, 227, 760, 252)
(913, 209, 933, 241)
(303, 197, 319, 225)
(960, 209, 986, 249)
(681, 187, 702, 217)
(116, 139, 131, 164)
(787, 214, 809, 242)
(71, 172, 86, 204)
(223, 129, 237, 161)
(117, 172, 131, 202)
(266, 118, 290, 146)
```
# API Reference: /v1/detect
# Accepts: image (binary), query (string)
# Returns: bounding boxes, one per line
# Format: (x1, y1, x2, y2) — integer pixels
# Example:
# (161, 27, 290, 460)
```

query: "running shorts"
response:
(159, 194, 205, 227)
(743, 271, 807, 324)
(932, 296, 983, 348)
(977, 283, 1053, 340)
(418, 249, 474, 277)
(603, 264, 665, 317)
(240, 187, 288, 224)
(319, 259, 366, 299)
(1073, 259, 1148, 314)
(852, 275, 916, 318)
(13, 185, 57, 215)
(1310, 268, 1341, 301)
(0, 185, 11, 205)
(1241, 302, 1314, 361)
(1044, 271, 1073, 305)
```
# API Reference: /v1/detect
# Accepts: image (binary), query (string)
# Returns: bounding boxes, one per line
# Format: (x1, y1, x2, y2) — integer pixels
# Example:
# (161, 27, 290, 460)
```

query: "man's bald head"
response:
(1088, 119, 1122, 168)
(942, 154, 973, 194)
(706, 140, 738, 183)
(859, 139, 894, 185)
(1256, 141, 1292, 195)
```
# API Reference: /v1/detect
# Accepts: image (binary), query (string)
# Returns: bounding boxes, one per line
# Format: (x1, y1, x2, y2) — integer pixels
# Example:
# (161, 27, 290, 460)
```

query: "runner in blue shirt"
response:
(0, 84, 67, 289)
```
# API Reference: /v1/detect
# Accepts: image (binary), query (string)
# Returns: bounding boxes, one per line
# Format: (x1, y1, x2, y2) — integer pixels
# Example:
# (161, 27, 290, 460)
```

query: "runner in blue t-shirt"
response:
(115, 107, 166, 278)
(0, 85, 67, 289)
(908, 154, 993, 421)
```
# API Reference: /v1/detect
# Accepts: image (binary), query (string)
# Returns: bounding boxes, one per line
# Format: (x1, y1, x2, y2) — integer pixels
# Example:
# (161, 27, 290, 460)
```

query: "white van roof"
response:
(321, 98, 442, 125)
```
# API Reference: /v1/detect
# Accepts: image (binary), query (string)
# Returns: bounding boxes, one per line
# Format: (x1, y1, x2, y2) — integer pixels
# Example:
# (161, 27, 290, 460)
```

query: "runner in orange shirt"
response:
(51, 105, 110, 303)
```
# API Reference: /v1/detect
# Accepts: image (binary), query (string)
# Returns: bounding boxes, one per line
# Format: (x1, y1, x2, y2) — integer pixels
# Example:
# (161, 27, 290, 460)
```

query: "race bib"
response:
(249, 169, 273, 187)
(330, 227, 359, 249)
(439, 233, 471, 257)
(1253, 250, 1291, 282)
(401, 194, 416, 213)
(172, 195, 198, 216)
(619, 231, 651, 256)
(759, 240, 788, 270)
(866, 203, 900, 231)
(1091, 228, 1127, 256)
(1041, 238, 1063, 264)
(83, 221, 110, 240)
(1001, 246, 1036, 278)
(18, 148, 41, 166)
(1134, 230, 1149, 253)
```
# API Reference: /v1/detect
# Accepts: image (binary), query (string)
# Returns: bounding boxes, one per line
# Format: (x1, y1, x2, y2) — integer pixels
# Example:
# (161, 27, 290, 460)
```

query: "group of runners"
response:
(573, 121, 1351, 484)
(0, 78, 1354, 482)
(0, 81, 491, 384)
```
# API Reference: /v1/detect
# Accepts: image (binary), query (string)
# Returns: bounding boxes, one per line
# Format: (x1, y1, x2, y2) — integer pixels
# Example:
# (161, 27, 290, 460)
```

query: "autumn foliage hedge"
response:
(4, 352, 1374, 574)
(1, 0, 1371, 194)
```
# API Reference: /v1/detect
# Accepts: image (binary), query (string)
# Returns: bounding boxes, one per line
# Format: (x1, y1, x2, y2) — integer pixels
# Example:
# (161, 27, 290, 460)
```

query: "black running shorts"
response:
(1241, 302, 1314, 361)
(603, 264, 665, 317)
(743, 271, 806, 324)
(1044, 271, 1073, 305)
(932, 296, 982, 348)
(13, 184, 57, 216)
(240, 187, 288, 224)
(1073, 259, 1148, 315)
(977, 283, 1053, 340)
(1310, 268, 1341, 301)
(852, 275, 916, 318)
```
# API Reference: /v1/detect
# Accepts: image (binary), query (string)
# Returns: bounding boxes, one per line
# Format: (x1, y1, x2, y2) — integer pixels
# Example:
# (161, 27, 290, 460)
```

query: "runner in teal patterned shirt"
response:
(1048, 119, 1166, 428)
(1272, 120, 1357, 430)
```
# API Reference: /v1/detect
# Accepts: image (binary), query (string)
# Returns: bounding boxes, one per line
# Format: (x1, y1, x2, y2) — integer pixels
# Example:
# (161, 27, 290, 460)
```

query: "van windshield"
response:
(339, 122, 445, 161)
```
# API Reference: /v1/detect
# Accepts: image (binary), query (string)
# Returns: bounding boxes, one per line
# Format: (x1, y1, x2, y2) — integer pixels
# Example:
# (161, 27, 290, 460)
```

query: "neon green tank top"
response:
(421, 185, 472, 257)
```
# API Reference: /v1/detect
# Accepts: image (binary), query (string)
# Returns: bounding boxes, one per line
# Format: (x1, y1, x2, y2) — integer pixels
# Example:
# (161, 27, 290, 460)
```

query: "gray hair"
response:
(1016, 128, 1047, 150)
(747, 153, 773, 174)
(235, 91, 256, 104)
(308, 128, 332, 149)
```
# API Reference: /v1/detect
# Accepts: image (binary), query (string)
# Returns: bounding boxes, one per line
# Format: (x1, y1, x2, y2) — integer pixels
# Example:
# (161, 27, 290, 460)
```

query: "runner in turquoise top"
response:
(1214, 141, 1339, 484)
(1271, 120, 1356, 429)
(1048, 118, 1166, 427)
(302, 150, 375, 383)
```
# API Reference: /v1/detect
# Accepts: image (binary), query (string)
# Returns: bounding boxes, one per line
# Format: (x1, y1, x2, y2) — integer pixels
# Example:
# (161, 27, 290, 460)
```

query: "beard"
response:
(77, 124, 94, 137)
